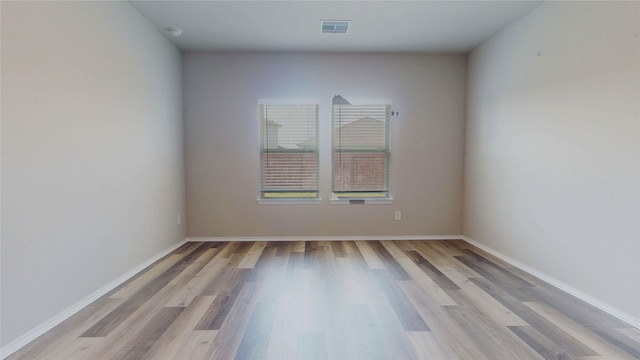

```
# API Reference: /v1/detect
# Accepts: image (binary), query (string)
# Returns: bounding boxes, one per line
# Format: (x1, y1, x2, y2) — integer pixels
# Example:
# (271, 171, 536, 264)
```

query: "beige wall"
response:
(1, 1, 185, 345)
(184, 53, 466, 237)
(464, 2, 640, 319)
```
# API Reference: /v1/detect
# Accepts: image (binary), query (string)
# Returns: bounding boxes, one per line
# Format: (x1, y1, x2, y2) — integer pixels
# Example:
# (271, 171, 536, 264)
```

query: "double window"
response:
(259, 98, 391, 202)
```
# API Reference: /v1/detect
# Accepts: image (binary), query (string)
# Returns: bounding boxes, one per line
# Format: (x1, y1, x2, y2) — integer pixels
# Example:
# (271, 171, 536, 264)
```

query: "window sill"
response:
(329, 198, 394, 205)
(257, 198, 322, 205)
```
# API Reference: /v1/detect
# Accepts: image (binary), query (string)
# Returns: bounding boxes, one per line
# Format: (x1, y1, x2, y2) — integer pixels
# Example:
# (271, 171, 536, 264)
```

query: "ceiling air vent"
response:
(321, 20, 350, 34)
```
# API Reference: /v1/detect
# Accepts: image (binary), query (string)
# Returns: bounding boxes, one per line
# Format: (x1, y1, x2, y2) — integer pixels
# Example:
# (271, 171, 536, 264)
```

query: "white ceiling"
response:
(129, 1, 542, 53)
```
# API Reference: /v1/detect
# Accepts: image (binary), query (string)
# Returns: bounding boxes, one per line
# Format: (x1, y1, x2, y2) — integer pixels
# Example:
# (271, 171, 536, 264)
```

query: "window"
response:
(332, 99, 391, 199)
(259, 102, 319, 200)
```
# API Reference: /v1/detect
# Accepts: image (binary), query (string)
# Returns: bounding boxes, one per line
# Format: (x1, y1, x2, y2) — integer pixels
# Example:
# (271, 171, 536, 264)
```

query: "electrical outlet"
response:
(177, 214, 182, 225)
(395, 211, 401, 221)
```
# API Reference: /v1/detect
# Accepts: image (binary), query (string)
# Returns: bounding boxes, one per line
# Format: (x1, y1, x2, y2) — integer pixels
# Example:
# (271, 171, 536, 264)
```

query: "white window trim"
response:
(329, 197, 394, 205)
(341, 98, 393, 106)
(257, 198, 323, 205)
(331, 98, 393, 202)
(258, 99, 321, 203)
(258, 98, 321, 105)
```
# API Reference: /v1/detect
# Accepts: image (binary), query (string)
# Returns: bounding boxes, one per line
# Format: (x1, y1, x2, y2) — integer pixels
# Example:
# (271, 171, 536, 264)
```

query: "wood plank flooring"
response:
(7, 240, 640, 360)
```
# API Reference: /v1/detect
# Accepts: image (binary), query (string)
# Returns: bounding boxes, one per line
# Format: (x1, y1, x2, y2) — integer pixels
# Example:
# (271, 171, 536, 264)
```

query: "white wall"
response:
(184, 52, 467, 237)
(464, 1, 640, 320)
(1, 1, 185, 346)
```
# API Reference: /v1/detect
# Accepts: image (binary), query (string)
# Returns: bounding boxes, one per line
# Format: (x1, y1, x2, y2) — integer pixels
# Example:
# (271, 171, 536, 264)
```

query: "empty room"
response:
(1, 1, 639, 359)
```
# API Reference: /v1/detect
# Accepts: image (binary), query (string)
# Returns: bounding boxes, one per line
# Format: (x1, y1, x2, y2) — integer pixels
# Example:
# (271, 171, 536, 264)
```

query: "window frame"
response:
(257, 99, 322, 204)
(330, 99, 393, 204)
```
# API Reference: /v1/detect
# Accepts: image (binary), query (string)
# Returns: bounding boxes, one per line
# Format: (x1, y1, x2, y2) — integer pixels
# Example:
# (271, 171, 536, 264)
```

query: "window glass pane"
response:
(333, 153, 387, 192)
(261, 152, 318, 191)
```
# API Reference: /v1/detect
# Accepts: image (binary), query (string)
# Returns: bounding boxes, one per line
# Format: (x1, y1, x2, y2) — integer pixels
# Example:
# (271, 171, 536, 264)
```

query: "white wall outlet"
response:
(177, 214, 182, 225)
(395, 211, 401, 221)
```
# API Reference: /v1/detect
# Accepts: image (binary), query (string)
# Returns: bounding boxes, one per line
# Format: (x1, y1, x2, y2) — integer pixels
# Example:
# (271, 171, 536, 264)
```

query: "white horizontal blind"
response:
(260, 104, 319, 198)
(332, 104, 391, 197)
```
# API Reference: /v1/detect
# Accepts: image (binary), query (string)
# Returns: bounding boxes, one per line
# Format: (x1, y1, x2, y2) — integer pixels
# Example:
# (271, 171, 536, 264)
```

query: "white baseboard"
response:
(462, 236, 640, 329)
(187, 235, 464, 242)
(0, 239, 189, 359)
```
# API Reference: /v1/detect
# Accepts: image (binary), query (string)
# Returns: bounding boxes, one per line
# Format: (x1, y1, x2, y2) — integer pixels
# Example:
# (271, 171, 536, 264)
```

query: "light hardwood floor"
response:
(7, 240, 640, 359)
